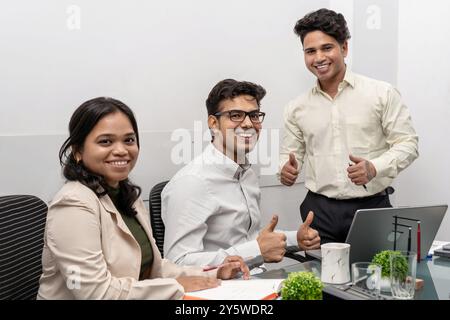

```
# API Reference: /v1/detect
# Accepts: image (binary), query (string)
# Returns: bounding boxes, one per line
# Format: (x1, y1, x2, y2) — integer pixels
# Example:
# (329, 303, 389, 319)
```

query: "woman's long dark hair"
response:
(59, 97, 142, 216)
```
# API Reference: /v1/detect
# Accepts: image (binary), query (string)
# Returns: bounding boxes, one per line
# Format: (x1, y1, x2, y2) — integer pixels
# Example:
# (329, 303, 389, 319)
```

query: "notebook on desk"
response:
(183, 279, 284, 300)
(306, 205, 448, 264)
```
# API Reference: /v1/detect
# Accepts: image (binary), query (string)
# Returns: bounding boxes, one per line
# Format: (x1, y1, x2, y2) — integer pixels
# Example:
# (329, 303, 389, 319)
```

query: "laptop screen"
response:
(345, 205, 448, 264)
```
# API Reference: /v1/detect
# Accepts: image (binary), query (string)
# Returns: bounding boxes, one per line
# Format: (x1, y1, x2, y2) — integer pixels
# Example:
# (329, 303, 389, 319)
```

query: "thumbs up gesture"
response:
(297, 211, 321, 250)
(280, 153, 299, 186)
(257, 215, 287, 262)
(347, 154, 377, 185)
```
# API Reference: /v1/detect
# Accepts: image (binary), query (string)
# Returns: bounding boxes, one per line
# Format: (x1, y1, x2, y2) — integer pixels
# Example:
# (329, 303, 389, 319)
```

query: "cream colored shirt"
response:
(279, 71, 418, 199)
(37, 181, 215, 300)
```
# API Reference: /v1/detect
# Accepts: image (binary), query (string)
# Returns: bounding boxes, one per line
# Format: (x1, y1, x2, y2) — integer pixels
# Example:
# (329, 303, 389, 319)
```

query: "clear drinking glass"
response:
(390, 251, 417, 299)
(351, 262, 381, 297)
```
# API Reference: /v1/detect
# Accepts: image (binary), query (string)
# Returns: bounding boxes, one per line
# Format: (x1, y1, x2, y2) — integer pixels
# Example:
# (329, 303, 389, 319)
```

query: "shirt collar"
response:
(342, 69, 355, 88)
(205, 143, 250, 180)
(313, 68, 355, 94)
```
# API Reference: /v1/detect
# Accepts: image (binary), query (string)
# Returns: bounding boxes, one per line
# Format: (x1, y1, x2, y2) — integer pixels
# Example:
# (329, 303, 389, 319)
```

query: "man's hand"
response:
(257, 215, 286, 262)
(216, 255, 250, 280)
(347, 154, 377, 185)
(297, 211, 321, 250)
(280, 153, 299, 186)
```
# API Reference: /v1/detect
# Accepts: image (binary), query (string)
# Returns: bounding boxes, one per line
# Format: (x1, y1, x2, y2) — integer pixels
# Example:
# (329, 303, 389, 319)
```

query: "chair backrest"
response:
(0, 195, 47, 300)
(149, 181, 169, 258)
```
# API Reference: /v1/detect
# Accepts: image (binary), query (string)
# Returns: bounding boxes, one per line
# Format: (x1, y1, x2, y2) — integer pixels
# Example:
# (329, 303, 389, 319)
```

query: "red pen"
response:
(417, 222, 421, 262)
(202, 264, 225, 272)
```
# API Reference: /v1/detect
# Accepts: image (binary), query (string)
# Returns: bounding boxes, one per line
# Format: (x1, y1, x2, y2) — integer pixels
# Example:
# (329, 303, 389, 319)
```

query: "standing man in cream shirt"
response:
(279, 9, 418, 243)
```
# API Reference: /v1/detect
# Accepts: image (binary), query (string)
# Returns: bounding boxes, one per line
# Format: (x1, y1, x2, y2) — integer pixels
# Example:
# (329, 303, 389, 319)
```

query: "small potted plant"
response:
(281, 271, 324, 300)
(371, 250, 408, 292)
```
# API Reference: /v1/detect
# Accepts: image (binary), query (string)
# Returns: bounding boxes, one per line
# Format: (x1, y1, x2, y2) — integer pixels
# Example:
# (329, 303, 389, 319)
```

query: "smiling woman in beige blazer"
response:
(37, 97, 249, 300)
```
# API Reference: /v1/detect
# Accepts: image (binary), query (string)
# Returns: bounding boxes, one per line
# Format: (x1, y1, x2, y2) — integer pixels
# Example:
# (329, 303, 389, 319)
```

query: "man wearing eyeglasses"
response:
(162, 79, 320, 268)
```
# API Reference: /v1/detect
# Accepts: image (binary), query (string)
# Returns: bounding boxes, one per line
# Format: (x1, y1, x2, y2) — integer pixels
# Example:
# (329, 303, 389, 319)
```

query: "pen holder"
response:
(321, 243, 351, 284)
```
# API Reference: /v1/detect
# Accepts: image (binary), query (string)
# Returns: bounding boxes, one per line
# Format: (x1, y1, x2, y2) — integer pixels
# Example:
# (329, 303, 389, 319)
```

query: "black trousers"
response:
(300, 190, 392, 244)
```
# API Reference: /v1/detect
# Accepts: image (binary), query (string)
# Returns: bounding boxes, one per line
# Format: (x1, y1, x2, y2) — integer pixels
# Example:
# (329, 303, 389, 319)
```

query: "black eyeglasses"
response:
(214, 110, 266, 124)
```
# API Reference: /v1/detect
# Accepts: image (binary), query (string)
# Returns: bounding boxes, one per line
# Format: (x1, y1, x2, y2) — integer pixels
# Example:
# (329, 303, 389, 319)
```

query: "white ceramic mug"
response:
(321, 242, 351, 284)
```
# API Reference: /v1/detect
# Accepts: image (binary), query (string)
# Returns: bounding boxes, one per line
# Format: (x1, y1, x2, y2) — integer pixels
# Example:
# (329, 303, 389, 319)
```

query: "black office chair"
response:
(0, 195, 47, 300)
(149, 181, 169, 258)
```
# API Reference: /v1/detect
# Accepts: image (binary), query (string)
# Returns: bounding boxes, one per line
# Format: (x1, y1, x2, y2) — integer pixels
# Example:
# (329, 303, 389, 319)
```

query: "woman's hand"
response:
(217, 255, 250, 280)
(176, 276, 220, 292)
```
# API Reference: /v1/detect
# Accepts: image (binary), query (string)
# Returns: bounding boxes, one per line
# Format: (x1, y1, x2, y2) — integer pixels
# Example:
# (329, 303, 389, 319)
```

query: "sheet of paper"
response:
(185, 279, 284, 300)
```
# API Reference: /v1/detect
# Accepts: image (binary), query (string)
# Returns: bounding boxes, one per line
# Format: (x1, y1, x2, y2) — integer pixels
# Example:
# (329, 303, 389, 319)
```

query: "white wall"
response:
(395, 0, 450, 240)
(0, 0, 449, 240)
(0, 0, 327, 135)
(0, 0, 327, 201)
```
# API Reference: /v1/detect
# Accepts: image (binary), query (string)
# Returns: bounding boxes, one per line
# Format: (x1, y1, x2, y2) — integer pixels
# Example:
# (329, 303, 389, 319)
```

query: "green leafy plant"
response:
(281, 271, 323, 300)
(371, 250, 408, 279)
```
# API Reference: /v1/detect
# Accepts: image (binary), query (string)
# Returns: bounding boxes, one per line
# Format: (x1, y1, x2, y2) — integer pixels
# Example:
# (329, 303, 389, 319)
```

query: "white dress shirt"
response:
(279, 70, 419, 199)
(162, 143, 298, 266)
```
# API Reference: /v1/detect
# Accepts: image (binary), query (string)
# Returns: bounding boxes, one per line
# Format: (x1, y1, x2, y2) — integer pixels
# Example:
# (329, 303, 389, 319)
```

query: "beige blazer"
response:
(37, 181, 213, 299)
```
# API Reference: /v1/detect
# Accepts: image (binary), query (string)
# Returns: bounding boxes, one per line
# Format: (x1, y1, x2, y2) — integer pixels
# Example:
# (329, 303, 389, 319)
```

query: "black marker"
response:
(348, 163, 368, 191)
